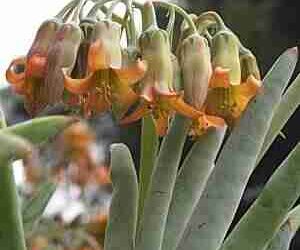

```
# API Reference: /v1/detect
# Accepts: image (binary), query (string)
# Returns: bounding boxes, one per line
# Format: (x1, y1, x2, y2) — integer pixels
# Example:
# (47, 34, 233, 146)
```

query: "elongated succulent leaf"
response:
(136, 115, 190, 250)
(258, 73, 300, 163)
(138, 116, 158, 230)
(266, 204, 300, 250)
(0, 105, 6, 128)
(178, 47, 298, 250)
(221, 143, 300, 250)
(22, 182, 57, 233)
(0, 132, 33, 250)
(162, 126, 226, 250)
(266, 224, 292, 250)
(104, 143, 138, 250)
(2, 116, 77, 144)
(0, 131, 32, 162)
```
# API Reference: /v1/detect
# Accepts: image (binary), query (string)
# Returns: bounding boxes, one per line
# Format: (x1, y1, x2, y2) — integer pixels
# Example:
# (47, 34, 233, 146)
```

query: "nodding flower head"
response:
(205, 30, 262, 126)
(179, 33, 212, 110)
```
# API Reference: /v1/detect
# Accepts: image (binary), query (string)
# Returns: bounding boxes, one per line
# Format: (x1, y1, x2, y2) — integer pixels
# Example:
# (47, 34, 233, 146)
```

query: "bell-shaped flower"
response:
(6, 20, 82, 116)
(6, 19, 61, 115)
(63, 20, 146, 118)
(179, 33, 225, 136)
(204, 30, 262, 126)
(121, 28, 205, 136)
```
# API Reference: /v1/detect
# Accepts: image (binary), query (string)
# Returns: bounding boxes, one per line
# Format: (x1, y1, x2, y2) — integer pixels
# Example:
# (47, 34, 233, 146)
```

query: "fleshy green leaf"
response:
(266, 204, 300, 250)
(0, 131, 32, 163)
(162, 126, 226, 250)
(138, 115, 158, 231)
(177, 47, 298, 250)
(104, 143, 138, 250)
(0, 105, 6, 129)
(136, 115, 190, 250)
(266, 224, 292, 250)
(22, 182, 57, 233)
(0, 132, 33, 250)
(2, 116, 77, 144)
(221, 143, 300, 250)
(258, 73, 300, 163)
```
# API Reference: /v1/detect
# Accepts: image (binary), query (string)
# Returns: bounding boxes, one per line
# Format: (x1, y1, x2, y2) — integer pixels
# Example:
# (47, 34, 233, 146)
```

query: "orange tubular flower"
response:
(179, 33, 226, 136)
(204, 30, 262, 126)
(121, 28, 204, 136)
(6, 19, 62, 115)
(63, 20, 146, 118)
(6, 19, 82, 116)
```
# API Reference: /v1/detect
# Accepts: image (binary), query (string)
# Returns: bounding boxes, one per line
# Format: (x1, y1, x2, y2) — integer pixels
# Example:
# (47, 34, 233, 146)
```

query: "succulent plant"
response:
(1, 0, 300, 250)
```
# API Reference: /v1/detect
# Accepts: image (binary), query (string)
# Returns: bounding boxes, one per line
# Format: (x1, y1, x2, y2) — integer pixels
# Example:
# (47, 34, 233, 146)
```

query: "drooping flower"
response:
(63, 19, 146, 118)
(6, 19, 82, 116)
(179, 33, 225, 136)
(121, 27, 206, 136)
(6, 19, 61, 115)
(204, 30, 262, 126)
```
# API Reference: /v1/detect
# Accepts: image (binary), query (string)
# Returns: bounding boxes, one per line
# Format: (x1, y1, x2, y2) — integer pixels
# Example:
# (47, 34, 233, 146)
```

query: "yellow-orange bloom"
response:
(179, 33, 225, 137)
(6, 20, 82, 116)
(204, 31, 262, 126)
(121, 28, 205, 136)
(64, 20, 146, 118)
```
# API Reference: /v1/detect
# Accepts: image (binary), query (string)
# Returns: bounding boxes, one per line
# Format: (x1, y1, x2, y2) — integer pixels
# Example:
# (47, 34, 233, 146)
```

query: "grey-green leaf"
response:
(138, 115, 158, 231)
(177, 47, 298, 250)
(22, 182, 57, 233)
(221, 143, 300, 250)
(266, 204, 300, 250)
(258, 73, 300, 163)
(104, 143, 138, 250)
(162, 126, 226, 250)
(136, 115, 190, 250)
(2, 116, 77, 145)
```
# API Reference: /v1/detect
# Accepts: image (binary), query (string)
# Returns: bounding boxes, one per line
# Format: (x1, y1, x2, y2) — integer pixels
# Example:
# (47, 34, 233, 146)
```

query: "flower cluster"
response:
(6, 0, 262, 137)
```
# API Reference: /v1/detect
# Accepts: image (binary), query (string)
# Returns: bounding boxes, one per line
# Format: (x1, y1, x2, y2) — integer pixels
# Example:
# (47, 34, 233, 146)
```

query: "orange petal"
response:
(191, 114, 226, 137)
(165, 95, 203, 119)
(232, 75, 262, 114)
(204, 114, 226, 129)
(88, 39, 109, 71)
(111, 79, 138, 118)
(64, 72, 94, 95)
(6, 57, 27, 95)
(83, 91, 110, 117)
(155, 114, 169, 136)
(209, 67, 231, 88)
(114, 59, 147, 85)
(120, 103, 151, 125)
(6, 57, 26, 85)
(26, 54, 47, 78)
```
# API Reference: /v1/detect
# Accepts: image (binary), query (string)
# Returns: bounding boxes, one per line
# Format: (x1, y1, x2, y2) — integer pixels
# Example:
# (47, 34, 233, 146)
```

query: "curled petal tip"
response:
(64, 71, 94, 95)
(6, 57, 26, 85)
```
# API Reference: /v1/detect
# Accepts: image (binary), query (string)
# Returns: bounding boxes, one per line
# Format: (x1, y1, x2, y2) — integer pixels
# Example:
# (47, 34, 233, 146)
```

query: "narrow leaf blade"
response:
(178, 48, 298, 250)
(104, 143, 138, 250)
(22, 182, 57, 233)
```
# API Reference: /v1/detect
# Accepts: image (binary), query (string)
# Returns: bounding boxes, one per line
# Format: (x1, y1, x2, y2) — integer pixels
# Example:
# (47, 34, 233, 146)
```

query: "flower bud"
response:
(179, 34, 212, 110)
(71, 19, 96, 78)
(27, 19, 61, 77)
(240, 51, 261, 82)
(139, 28, 174, 98)
(88, 20, 122, 71)
(211, 30, 241, 85)
(53, 22, 82, 69)
(28, 19, 61, 57)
